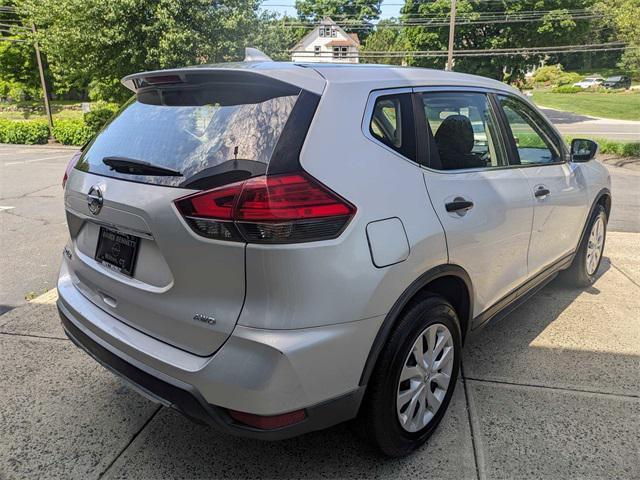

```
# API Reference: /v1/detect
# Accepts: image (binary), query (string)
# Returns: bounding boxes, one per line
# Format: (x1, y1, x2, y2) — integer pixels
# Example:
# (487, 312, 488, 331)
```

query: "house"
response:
(290, 17, 360, 64)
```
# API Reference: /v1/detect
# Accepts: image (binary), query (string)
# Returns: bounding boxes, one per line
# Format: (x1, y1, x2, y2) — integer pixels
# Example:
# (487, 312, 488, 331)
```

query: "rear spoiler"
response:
(121, 63, 325, 96)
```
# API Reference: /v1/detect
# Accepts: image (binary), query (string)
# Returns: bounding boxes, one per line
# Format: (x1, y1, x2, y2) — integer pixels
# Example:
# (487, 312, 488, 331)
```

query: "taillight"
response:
(174, 173, 356, 244)
(62, 151, 82, 188)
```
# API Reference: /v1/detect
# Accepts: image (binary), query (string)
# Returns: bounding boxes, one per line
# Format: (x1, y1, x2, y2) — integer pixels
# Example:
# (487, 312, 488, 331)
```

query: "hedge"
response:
(51, 120, 95, 146)
(0, 119, 49, 144)
(551, 85, 583, 94)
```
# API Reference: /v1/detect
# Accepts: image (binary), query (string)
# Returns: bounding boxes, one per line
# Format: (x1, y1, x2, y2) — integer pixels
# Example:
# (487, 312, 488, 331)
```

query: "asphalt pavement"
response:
(540, 107, 640, 142)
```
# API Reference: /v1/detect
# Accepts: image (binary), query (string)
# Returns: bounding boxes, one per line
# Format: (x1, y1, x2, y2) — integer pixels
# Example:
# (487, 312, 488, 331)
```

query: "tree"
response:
(295, 0, 381, 39)
(362, 19, 409, 65)
(401, 0, 602, 82)
(594, 0, 640, 76)
(18, 0, 264, 102)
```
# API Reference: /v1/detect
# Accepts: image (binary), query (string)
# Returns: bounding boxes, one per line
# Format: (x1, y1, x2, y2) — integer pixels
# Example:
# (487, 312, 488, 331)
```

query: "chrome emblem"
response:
(87, 185, 103, 215)
(193, 313, 216, 325)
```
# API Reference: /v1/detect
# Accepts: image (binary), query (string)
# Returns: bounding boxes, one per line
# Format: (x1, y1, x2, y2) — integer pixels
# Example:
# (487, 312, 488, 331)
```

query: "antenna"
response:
(244, 47, 273, 62)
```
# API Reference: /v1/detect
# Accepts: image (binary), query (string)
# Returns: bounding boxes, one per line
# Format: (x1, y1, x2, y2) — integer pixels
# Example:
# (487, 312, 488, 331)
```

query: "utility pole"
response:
(446, 0, 457, 71)
(31, 24, 53, 139)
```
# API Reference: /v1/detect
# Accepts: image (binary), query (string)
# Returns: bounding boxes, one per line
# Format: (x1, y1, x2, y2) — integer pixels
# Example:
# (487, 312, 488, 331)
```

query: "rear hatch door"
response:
(63, 68, 322, 356)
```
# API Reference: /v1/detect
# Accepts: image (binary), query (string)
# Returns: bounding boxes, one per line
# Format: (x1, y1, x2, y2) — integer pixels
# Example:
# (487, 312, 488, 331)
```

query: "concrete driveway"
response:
(1, 232, 638, 479)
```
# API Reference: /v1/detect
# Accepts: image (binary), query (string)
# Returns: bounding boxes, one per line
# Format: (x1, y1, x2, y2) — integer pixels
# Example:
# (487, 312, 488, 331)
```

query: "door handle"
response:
(445, 199, 474, 213)
(534, 187, 551, 198)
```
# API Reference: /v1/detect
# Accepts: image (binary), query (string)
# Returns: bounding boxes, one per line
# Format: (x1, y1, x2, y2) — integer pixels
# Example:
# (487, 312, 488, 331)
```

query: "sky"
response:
(260, 1, 404, 20)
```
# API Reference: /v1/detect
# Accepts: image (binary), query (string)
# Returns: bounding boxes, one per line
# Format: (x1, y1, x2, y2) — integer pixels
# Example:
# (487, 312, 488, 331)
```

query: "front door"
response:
(496, 95, 589, 273)
(417, 90, 534, 317)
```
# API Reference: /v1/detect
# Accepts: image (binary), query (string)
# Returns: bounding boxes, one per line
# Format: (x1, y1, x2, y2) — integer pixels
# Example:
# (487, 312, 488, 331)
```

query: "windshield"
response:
(77, 90, 299, 188)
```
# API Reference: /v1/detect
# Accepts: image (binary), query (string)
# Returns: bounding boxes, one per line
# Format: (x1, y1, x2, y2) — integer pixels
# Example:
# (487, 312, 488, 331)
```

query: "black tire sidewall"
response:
(364, 295, 462, 456)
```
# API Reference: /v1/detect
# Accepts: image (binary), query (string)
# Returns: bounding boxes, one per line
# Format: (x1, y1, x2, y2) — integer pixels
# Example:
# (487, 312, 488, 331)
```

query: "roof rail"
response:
(244, 47, 273, 62)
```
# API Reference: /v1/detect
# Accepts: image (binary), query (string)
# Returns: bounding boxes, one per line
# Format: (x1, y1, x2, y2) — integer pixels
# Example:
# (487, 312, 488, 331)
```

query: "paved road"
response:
(540, 107, 640, 141)
(0, 144, 74, 314)
(0, 143, 638, 315)
(1, 233, 638, 479)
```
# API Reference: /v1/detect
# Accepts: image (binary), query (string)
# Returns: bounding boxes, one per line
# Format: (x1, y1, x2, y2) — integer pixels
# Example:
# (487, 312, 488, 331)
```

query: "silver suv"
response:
(58, 59, 611, 456)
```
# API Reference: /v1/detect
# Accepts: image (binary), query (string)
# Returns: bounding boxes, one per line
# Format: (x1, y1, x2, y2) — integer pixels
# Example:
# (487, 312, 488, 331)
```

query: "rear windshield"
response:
(76, 85, 300, 188)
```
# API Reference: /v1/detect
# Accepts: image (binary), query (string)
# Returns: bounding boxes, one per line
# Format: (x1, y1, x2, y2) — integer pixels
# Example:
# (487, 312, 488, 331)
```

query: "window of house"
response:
(314, 45, 320, 56)
(341, 46, 347, 57)
(421, 92, 508, 170)
(319, 27, 325, 37)
(333, 47, 340, 58)
(331, 27, 337, 37)
(497, 95, 562, 165)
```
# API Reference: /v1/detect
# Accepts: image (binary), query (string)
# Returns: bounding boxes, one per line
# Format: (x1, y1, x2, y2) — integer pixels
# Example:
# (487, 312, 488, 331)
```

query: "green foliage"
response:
(598, 139, 640, 157)
(295, 0, 381, 38)
(362, 19, 409, 65)
(593, 0, 640, 77)
(551, 85, 584, 93)
(532, 65, 582, 87)
(51, 119, 93, 145)
(401, 0, 602, 81)
(0, 119, 49, 144)
(83, 104, 118, 132)
(18, 0, 265, 102)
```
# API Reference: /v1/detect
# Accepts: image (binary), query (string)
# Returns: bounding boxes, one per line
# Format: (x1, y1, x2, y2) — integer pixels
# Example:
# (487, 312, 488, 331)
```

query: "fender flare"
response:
(572, 187, 611, 259)
(358, 264, 473, 387)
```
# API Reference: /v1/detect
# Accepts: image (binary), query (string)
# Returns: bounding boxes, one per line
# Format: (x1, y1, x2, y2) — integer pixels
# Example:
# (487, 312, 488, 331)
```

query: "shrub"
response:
(551, 85, 583, 94)
(0, 119, 49, 144)
(83, 105, 117, 132)
(532, 65, 564, 84)
(52, 120, 94, 145)
(556, 72, 582, 86)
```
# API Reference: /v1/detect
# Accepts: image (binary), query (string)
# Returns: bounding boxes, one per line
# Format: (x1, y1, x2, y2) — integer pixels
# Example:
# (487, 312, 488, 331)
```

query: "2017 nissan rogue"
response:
(57, 56, 611, 457)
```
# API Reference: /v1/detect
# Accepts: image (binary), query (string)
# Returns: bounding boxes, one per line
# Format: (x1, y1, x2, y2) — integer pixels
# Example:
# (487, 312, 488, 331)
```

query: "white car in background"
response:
(573, 77, 604, 89)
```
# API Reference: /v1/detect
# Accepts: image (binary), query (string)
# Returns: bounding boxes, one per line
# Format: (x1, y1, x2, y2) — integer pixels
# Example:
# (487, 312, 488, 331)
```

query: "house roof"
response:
(326, 40, 355, 47)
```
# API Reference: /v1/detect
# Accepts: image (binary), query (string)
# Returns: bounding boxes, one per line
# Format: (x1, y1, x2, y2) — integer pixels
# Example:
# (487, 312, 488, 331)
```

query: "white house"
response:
(290, 17, 360, 64)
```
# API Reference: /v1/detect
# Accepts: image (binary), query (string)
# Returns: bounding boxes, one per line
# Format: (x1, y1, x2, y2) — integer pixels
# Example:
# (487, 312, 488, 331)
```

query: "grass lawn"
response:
(0, 101, 84, 121)
(532, 91, 640, 121)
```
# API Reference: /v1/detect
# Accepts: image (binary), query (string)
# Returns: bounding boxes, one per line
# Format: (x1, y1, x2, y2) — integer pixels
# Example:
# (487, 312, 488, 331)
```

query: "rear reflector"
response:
(228, 408, 306, 430)
(174, 173, 355, 243)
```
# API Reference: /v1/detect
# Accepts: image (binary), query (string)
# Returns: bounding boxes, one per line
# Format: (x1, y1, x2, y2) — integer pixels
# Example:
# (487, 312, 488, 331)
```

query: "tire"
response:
(562, 205, 607, 287)
(359, 294, 461, 457)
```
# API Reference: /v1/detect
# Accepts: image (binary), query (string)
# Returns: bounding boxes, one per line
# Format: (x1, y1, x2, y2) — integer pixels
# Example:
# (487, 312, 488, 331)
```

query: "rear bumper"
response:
(57, 261, 381, 439)
(59, 306, 364, 439)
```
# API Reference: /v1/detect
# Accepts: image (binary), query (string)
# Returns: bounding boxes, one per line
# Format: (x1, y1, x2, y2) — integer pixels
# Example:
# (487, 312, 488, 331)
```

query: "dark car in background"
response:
(603, 75, 631, 89)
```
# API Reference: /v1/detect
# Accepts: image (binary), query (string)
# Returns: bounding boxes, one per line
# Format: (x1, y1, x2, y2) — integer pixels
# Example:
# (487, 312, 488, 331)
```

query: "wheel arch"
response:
(358, 264, 473, 387)
(573, 187, 611, 255)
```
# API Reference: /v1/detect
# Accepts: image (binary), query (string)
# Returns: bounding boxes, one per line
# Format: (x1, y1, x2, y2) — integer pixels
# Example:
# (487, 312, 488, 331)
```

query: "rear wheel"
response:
(359, 295, 461, 457)
(563, 205, 607, 287)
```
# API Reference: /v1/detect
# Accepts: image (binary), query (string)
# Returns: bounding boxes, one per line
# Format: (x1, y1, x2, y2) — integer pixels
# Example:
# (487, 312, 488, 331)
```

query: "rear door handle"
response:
(534, 187, 551, 198)
(445, 199, 474, 213)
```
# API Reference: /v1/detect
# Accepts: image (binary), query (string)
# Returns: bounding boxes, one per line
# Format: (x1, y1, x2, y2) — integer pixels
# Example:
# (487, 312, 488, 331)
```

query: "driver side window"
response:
(498, 95, 562, 165)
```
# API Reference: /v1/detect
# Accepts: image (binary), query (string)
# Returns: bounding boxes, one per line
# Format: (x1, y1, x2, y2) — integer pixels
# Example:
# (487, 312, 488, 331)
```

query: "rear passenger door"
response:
(416, 89, 534, 321)
(496, 95, 589, 273)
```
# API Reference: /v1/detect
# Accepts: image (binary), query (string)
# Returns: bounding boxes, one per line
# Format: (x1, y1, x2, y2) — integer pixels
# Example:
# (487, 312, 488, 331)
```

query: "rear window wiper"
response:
(103, 156, 182, 176)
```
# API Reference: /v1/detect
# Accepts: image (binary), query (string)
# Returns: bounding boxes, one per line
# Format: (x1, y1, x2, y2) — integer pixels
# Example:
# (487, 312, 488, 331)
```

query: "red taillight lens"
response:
(174, 173, 356, 243)
(228, 408, 306, 430)
(236, 174, 353, 221)
(62, 151, 82, 188)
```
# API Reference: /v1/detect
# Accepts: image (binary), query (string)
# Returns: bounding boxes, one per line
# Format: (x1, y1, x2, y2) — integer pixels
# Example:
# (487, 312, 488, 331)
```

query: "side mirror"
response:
(571, 138, 598, 162)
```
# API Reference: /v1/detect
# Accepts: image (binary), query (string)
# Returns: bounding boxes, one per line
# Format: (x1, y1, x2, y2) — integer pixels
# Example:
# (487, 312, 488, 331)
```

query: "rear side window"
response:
(421, 92, 508, 170)
(368, 93, 416, 162)
(76, 82, 301, 188)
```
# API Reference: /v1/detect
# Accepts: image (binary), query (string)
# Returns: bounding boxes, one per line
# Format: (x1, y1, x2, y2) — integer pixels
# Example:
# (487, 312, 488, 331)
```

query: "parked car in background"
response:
(573, 77, 604, 89)
(57, 54, 611, 457)
(602, 75, 631, 89)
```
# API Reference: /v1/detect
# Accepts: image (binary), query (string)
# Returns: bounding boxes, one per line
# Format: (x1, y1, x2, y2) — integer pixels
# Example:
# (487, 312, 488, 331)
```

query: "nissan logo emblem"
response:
(87, 185, 104, 215)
